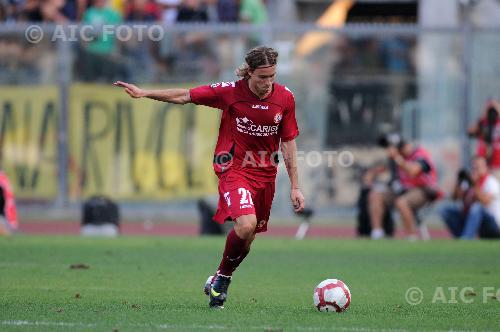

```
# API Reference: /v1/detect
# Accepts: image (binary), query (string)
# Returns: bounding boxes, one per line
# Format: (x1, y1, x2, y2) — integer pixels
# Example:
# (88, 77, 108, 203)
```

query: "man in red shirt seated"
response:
(368, 134, 440, 240)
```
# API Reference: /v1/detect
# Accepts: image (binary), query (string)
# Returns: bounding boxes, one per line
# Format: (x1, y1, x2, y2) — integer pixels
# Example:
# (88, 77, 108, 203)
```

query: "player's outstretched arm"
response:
(281, 139, 305, 212)
(113, 81, 191, 104)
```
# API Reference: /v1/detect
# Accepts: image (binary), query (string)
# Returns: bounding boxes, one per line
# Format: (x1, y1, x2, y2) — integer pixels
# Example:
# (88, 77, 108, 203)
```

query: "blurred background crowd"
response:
(0, 0, 271, 84)
(0, 0, 266, 24)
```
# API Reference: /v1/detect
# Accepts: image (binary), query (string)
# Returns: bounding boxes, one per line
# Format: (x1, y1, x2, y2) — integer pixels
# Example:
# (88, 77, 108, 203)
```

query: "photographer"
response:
(440, 156, 500, 239)
(468, 100, 500, 179)
(368, 134, 440, 239)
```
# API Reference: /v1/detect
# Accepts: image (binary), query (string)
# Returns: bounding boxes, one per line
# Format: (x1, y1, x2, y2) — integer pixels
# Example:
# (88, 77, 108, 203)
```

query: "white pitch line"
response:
(134, 323, 477, 332)
(1, 320, 96, 328)
(0, 285, 131, 292)
(0, 321, 486, 332)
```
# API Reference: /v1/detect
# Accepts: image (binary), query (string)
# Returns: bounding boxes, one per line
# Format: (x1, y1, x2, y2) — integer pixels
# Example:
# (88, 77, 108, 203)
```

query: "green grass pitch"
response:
(1, 236, 499, 331)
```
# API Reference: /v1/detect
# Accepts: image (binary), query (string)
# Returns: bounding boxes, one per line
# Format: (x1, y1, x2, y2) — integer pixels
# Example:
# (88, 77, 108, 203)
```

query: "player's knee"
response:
(239, 223, 256, 239)
(235, 215, 257, 239)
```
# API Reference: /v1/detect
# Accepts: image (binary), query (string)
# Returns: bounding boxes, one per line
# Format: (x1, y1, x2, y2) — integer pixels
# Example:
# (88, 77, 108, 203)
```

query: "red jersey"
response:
(190, 79, 299, 182)
(398, 146, 438, 189)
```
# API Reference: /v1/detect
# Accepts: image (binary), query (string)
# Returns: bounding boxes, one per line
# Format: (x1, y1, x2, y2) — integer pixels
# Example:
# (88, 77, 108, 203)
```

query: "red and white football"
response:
(313, 279, 351, 312)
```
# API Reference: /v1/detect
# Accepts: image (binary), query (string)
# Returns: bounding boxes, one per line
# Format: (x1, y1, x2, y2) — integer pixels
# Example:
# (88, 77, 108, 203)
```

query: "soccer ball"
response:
(313, 279, 351, 312)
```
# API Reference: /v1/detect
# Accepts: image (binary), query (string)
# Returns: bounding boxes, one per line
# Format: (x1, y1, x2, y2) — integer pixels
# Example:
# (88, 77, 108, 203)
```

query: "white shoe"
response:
(371, 228, 385, 240)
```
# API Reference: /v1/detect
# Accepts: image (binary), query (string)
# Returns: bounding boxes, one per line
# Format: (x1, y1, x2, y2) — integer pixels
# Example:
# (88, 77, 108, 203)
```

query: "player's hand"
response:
(113, 81, 146, 98)
(291, 188, 305, 213)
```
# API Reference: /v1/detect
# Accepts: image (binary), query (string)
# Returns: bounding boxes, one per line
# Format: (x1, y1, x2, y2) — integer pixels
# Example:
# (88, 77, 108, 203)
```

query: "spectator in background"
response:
(0, 169, 18, 236)
(79, 0, 124, 81)
(60, 0, 77, 21)
(202, 0, 217, 22)
(40, 0, 69, 22)
(18, 0, 86, 22)
(0, 0, 31, 22)
(123, 0, 159, 82)
(82, 0, 122, 51)
(369, 134, 441, 240)
(217, 0, 239, 22)
(156, 0, 180, 24)
(18, 0, 43, 21)
(239, 0, 267, 24)
(176, 0, 207, 22)
(110, 0, 124, 17)
(18, 0, 73, 22)
(468, 99, 500, 180)
(125, 0, 160, 21)
(173, 0, 218, 81)
(7, 0, 26, 21)
(60, 0, 88, 21)
(441, 156, 500, 239)
(239, 0, 267, 47)
(151, 0, 180, 81)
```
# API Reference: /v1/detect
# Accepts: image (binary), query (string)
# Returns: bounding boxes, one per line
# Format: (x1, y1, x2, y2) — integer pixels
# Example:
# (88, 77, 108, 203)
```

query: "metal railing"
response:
(0, 23, 499, 210)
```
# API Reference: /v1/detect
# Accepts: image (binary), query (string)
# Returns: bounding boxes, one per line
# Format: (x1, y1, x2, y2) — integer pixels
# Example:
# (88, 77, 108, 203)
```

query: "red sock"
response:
(217, 228, 249, 276)
(231, 246, 250, 272)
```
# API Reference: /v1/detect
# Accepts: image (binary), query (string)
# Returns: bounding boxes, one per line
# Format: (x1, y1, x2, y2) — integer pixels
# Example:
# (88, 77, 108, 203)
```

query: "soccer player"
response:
(114, 46, 305, 308)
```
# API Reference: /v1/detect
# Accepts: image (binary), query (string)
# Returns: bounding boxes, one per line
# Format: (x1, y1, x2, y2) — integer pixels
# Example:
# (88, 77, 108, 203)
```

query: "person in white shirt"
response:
(441, 156, 500, 239)
(156, 0, 181, 24)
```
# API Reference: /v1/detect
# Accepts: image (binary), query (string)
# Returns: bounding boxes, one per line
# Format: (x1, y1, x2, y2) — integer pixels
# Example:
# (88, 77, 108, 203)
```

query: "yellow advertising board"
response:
(0, 86, 59, 199)
(0, 84, 220, 201)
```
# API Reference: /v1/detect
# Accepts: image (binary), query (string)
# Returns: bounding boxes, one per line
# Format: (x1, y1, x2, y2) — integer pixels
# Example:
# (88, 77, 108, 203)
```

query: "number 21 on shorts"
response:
(224, 188, 253, 209)
(238, 188, 254, 205)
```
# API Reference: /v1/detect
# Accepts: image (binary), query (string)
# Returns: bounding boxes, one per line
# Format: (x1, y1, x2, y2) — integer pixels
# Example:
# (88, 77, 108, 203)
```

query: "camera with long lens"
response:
(377, 133, 406, 195)
(377, 133, 405, 149)
(457, 168, 472, 190)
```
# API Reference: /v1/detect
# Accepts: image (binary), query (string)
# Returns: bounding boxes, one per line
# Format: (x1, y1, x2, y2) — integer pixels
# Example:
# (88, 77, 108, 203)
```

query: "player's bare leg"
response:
(394, 197, 417, 239)
(207, 214, 258, 308)
(368, 191, 386, 239)
(233, 214, 257, 241)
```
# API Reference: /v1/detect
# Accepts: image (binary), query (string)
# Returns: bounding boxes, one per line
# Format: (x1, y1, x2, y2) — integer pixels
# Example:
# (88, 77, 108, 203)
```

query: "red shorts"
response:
(213, 171, 276, 233)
